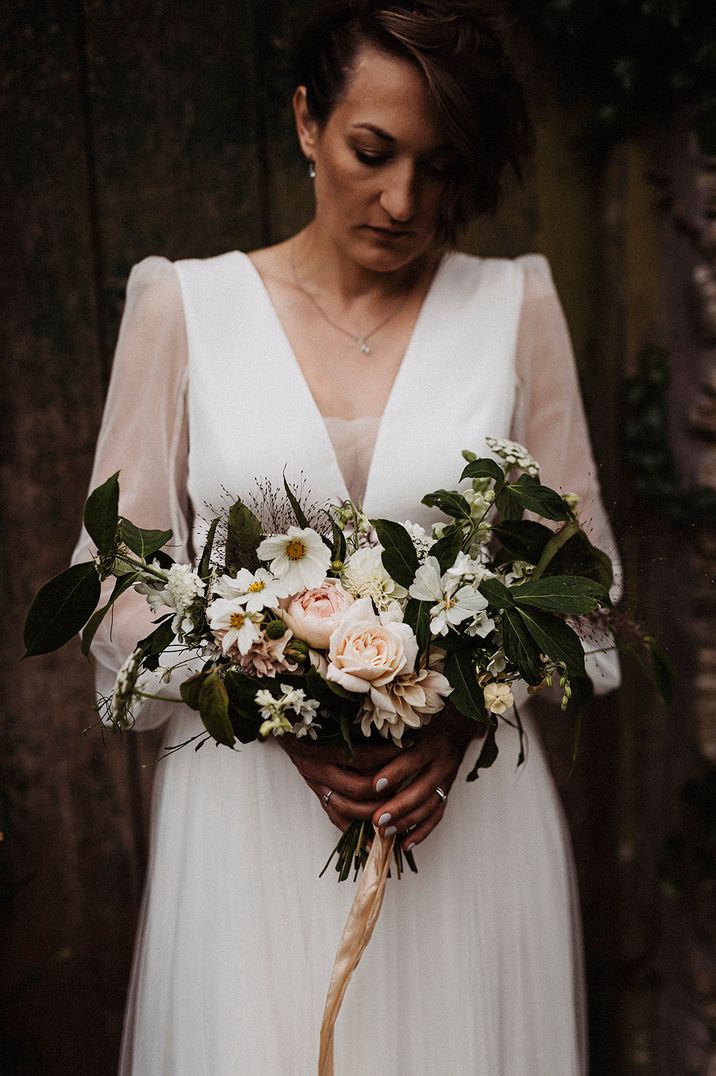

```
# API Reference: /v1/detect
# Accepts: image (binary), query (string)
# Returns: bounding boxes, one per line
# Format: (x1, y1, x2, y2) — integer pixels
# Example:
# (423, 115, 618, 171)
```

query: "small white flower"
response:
(342, 546, 407, 611)
(483, 681, 515, 715)
(487, 650, 507, 677)
(257, 527, 331, 593)
(485, 436, 540, 477)
(409, 556, 492, 637)
(402, 520, 434, 562)
(213, 567, 288, 612)
(110, 647, 143, 728)
(206, 598, 262, 655)
(255, 683, 320, 739)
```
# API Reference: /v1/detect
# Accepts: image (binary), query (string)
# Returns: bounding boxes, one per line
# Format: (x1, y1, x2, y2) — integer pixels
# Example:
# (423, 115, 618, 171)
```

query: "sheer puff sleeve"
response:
(71, 256, 202, 730)
(512, 255, 622, 695)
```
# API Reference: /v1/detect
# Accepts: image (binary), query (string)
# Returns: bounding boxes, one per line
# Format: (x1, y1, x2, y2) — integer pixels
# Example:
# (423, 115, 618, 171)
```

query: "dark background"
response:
(2, 2, 715, 1073)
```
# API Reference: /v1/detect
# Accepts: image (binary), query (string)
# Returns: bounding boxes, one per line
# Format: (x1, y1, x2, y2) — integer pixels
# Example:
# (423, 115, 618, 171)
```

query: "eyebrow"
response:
(350, 122, 452, 155)
(351, 123, 397, 143)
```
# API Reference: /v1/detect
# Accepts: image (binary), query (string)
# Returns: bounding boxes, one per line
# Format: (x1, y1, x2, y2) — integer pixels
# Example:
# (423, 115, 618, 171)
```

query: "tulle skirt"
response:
(118, 706, 585, 1075)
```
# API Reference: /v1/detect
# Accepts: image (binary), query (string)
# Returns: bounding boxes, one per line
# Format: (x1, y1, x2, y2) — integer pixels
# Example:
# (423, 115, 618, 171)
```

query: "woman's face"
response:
(295, 45, 456, 272)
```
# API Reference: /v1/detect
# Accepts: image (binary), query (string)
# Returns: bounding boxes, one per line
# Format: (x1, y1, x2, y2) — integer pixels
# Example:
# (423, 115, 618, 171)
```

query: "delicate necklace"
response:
(290, 238, 413, 355)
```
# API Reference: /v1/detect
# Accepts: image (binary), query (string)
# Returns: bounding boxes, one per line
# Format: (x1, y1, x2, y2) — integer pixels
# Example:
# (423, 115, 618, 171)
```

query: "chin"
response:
(353, 233, 431, 273)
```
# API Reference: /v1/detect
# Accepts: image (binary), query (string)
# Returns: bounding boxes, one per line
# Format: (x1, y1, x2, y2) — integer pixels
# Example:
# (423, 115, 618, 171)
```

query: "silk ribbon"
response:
(318, 829, 396, 1076)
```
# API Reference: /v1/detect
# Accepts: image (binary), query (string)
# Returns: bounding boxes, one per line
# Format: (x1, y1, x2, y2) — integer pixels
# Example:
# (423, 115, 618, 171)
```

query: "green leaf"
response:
(644, 635, 675, 705)
(181, 671, 209, 711)
(501, 474, 571, 522)
(512, 576, 610, 614)
(516, 608, 586, 678)
(421, 490, 472, 519)
(502, 608, 543, 685)
(371, 519, 420, 588)
(137, 618, 176, 671)
(542, 527, 614, 590)
(495, 484, 524, 521)
(198, 671, 235, 747)
(325, 512, 347, 566)
(444, 650, 487, 722)
(460, 457, 505, 487)
(23, 562, 101, 657)
(84, 472, 120, 557)
(429, 525, 466, 573)
(198, 517, 220, 579)
(478, 577, 515, 610)
(491, 520, 553, 563)
(404, 598, 431, 653)
(225, 497, 262, 574)
(81, 571, 140, 656)
(466, 722, 499, 781)
(120, 520, 173, 560)
(513, 701, 526, 767)
(283, 473, 310, 529)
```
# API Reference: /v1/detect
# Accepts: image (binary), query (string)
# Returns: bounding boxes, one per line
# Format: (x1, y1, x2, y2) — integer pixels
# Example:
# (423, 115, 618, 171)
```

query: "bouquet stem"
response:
(320, 818, 418, 881)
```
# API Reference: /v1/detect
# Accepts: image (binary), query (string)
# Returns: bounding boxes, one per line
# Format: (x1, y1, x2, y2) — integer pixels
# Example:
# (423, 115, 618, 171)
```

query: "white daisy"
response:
(206, 597, 262, 655)
(257, 527, 331, 593)
(213, 567, 288, 612)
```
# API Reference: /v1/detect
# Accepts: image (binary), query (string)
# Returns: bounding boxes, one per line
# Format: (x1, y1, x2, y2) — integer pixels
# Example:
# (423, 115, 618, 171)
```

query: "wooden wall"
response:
(1, 4, 708, 1074)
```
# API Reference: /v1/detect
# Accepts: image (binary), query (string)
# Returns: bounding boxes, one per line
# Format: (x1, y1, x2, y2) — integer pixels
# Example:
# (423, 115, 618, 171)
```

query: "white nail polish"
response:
(384, 825, 397, 838)
(375, 777, 389, 793)
(406, 842, 416, 853)
(377, 812, 391, 827)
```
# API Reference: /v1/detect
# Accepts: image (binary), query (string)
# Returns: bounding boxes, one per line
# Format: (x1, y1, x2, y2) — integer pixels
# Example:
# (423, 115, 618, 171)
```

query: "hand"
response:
(369, 707, 485, 851)
(279, 735, 402, 832)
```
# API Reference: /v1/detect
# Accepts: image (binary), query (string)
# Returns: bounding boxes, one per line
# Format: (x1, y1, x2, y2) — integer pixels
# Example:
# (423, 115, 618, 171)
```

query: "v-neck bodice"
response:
(174, 247, 525, 550)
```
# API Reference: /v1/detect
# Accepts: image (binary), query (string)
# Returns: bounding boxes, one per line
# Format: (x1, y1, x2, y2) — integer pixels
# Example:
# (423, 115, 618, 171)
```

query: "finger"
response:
(321, 788, 386, 822)
(400, 799, 447, 850)
(372, 762, 448, 830)
(305, 781, 349, 831)
(371, 742, 427, 795)
(344, 741, 404, 772)
(390, 792, 446, 837)
(297, 759, 380, 801)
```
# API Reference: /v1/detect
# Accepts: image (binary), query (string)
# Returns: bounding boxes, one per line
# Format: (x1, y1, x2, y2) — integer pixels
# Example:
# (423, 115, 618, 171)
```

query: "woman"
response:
(73, 2, 621, 1072)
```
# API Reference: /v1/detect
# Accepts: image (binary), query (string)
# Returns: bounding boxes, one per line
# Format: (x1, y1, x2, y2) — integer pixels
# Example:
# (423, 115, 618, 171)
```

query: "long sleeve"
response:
(511, 255, 622, 694)
(71, 256, 201, 730)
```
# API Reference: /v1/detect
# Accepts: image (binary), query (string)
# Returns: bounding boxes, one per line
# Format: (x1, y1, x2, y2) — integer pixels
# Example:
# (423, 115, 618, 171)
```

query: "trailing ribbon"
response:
(318, 829, 395, 1076)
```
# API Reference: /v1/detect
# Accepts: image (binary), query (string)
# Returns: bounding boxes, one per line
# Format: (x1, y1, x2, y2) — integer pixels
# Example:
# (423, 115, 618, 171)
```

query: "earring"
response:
(308, 159, 316, 179)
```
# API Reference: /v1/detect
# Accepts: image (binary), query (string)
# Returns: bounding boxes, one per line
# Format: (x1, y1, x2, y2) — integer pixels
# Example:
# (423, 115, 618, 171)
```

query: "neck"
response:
(293, 220, 438, 304)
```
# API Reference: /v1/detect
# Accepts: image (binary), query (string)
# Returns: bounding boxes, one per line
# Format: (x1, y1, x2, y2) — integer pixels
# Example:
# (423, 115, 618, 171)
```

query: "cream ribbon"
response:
(318, 829, 396, 1076)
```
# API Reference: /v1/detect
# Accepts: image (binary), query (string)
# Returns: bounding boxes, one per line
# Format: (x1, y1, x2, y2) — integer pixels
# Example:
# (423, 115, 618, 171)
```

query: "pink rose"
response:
(280, 579, 355, 649)
(326, 597, 418, 694)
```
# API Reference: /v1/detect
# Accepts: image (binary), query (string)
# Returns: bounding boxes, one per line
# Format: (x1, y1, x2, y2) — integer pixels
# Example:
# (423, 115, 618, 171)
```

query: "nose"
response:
(379, 160, 416, 224)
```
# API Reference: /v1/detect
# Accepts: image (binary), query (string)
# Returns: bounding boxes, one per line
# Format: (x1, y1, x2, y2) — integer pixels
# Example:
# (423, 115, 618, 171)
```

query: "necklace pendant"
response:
(358, 337, 371, 355)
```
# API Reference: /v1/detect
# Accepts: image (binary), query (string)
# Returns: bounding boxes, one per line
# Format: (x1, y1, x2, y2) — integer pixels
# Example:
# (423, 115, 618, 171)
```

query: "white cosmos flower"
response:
(206, 597, 262, 655)
(257, 526, 331, 593)
(341, 546, 407, 611)
(409, 555, 492, 637)
(213, 567, 288, 612)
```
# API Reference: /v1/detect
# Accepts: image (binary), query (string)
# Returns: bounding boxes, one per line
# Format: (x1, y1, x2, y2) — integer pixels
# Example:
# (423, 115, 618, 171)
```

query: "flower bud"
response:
(264, 618, 288, 640)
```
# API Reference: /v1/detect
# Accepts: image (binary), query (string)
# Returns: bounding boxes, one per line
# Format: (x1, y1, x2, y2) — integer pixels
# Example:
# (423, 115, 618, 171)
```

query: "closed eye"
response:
(355, 150, 390, 167)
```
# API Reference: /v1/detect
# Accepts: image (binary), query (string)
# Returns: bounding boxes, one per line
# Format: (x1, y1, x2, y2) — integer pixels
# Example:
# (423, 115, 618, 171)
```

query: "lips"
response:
(366, 225, 413, 237)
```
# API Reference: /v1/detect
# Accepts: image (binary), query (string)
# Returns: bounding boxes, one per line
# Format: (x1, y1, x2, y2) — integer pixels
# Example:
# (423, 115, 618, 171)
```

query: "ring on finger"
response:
(322, 789, 334, 806)
(434, 785, 448, 803)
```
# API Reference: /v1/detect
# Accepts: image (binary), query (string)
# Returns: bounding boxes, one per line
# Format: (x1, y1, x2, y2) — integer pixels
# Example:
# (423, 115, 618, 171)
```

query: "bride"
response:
(74, 1, 621, 1072)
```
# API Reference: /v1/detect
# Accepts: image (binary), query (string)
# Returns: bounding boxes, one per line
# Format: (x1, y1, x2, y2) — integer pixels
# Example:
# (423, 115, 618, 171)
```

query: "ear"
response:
(293, 86, 319, 160)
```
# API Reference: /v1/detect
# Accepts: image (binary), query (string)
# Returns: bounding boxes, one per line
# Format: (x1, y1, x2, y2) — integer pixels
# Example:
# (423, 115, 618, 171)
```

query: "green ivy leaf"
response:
(466, 722, 499, 781)
(371, 519, 420, 588)
(81, 572, 140, 656)
(84, 472, 120, 557)
(459, 457, 505, 487)
(478, 577, 515, 610)
(501, 474, 571, 522)
(198, 671, 235, 747)
(516, 608, 586, 678)
(444, 649, 487, 722)
(430, 525, 466, 573)
(137, 618, 176, 671)
(543, 528, 614, 590)
(404, 598, 432, 653)
(421, 490, 472, 519)
(502, 608, 543, 685)
(491, 520, 553, 563)
(181, 671, 209, 711)
(226, 497, 262, 574)
(23, 562, 101, 657)
(120, 520, 173, 560)
(512, 576, 610, 614)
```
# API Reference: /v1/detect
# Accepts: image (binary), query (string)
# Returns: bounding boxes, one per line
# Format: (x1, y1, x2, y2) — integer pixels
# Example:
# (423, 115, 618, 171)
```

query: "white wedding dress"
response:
(73, 249, 621, 1075)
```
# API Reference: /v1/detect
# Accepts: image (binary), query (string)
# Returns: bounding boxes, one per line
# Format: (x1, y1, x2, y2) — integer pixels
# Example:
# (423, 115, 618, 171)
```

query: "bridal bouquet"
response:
(24, 437, 670, 878)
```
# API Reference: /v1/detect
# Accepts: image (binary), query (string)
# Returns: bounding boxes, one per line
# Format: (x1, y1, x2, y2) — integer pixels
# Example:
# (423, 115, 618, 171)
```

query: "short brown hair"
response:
(296, 0, 533, 243)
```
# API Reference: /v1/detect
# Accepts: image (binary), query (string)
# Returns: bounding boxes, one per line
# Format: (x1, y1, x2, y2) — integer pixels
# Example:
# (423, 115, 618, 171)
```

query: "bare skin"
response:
(250, 45, 484, 850)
